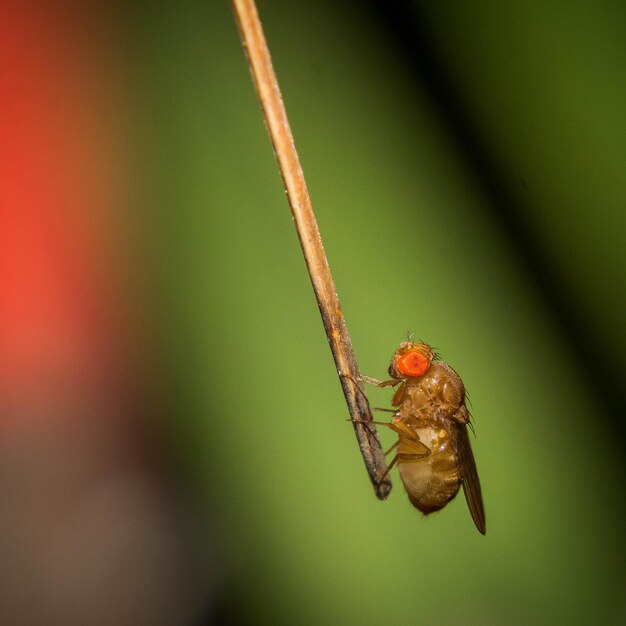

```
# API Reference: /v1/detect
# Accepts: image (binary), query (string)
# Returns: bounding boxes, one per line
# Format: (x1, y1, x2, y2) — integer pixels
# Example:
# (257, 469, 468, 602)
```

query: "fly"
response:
(360, 341, 486, 534)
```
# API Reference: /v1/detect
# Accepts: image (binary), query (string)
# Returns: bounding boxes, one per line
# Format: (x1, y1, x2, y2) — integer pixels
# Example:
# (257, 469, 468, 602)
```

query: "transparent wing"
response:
(454, 423, 486, 535)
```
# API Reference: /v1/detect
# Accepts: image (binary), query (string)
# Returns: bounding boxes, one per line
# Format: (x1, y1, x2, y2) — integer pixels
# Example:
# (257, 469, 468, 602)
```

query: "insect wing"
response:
(455, 423, 486, 534)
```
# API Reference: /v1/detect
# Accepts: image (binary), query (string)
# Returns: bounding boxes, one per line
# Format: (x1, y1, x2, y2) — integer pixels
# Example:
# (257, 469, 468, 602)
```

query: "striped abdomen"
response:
(398, 426, 461, 514)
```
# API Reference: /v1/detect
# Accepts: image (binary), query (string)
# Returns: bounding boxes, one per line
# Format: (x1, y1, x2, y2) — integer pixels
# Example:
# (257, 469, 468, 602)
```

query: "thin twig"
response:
(230, 0, 391, 499)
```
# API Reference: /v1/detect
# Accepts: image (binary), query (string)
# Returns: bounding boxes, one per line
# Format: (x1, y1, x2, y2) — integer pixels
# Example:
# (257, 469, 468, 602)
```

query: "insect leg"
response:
(349, 418, 408, 445)
(361, 375, 400, 388)
(384, 441, 399, 456)
(380, 450, 429, 481)
(379, 455, 399, 480)
(398, 437, 431, 456)
(339, 373, 396, 406)
(350, 418, 426, 448)
(388, 419, 421, 442)
(384, 435, 431, 458)
(349, 418, 396, 427)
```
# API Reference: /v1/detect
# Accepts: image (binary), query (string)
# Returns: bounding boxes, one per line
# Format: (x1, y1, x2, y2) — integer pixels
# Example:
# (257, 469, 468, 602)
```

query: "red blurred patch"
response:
(0, 5, 132, 419)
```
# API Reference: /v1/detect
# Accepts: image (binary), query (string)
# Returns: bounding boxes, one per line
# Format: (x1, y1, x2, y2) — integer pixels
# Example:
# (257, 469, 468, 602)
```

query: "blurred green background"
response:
(121, 1, 625, 624)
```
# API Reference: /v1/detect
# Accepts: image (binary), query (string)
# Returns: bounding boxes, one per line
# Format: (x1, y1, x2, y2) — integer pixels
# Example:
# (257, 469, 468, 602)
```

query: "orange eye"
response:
(397, 351, 430, 377)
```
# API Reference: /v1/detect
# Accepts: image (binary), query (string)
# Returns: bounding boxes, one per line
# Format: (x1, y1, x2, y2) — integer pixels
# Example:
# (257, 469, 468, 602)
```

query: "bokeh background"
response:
(1, 1, 624, 624)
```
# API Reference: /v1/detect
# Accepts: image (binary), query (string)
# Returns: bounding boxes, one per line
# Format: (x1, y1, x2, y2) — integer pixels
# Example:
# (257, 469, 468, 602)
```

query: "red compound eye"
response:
(397, 351, 430, 377)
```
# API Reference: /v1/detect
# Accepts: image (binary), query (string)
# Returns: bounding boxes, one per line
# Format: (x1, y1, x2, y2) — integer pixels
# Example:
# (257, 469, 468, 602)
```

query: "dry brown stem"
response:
(230, 0, 391, 498)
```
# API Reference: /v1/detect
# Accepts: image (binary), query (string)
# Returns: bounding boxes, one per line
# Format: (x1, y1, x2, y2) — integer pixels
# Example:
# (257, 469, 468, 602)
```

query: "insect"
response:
(361, 340, 486, 534)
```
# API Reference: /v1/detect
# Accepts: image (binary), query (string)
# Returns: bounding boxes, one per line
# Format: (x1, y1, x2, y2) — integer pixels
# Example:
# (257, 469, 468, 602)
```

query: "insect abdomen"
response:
(398, 427, 461, 515)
